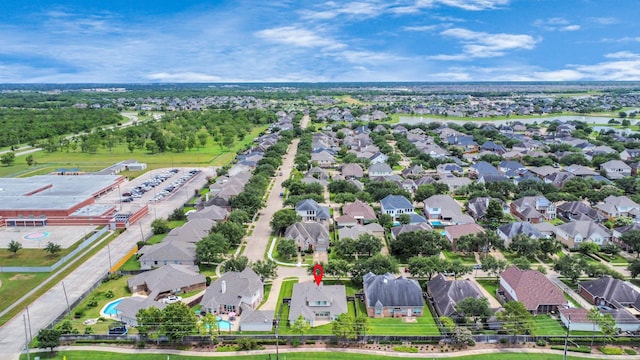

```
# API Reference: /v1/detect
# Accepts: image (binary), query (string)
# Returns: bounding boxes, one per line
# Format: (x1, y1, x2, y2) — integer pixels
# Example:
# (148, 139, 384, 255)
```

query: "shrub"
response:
(73, 309, 84, 319)
(86, 299, 98, 308)
(625, 348, 637, 355)
(599, 346, 624, 355)
(236, 337, 262, 351)
(393, 346, 418, 353)
(84, 327, 94, 334)
(105, 290, 114, 299)
(216, 345, 236, 352)
(550, 345, 591, 353)
(536, 339, 547, 346)
(291, 338, 301, 347)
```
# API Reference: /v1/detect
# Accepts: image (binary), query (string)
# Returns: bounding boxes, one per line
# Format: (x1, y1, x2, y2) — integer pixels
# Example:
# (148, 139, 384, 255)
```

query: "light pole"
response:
(563, 314, 571, 360)
(23, 313, 30, 360)
(25, 306, 32, 342)
(107, 243, 113, 273)
(275, 318, 280, 360)
(61, 281, 70, 316)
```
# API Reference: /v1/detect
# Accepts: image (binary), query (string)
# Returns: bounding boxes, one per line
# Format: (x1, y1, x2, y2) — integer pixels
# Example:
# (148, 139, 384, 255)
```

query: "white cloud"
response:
(146, 72, 224, 82)
(430, 28, 537, 59)
(255, 26, 345, 50)
(435, 0, 510, 11)
(588, 17, 619, 25)
(533, 17, 580, 31)
(402, 25, 440, 32)
(600, 36, 640, 43)
(605, 51, 640, 59)
(299, 1, 385, 20)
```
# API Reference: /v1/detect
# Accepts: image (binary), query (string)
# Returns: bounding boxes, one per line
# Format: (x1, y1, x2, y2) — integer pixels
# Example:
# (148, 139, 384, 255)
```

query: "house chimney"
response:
(221, 280, 226, 294)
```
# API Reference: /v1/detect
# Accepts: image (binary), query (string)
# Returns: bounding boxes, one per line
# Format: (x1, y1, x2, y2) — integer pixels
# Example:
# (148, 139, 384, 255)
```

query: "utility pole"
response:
(23, 313, 30, 360)
(275, 317, 280, 360)
(25, 306, 33, 342)
(61, 281, 71, 316)
(563, 314, 571, 360)
(107, 243, 113, 273)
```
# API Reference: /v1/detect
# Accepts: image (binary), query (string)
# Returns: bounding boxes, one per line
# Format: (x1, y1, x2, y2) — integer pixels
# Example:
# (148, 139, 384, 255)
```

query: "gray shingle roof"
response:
(380, 194, 413, 211)
(200, 268, 263, 311)
(288, 282, 347, 323)
(428, 274, 485, 317)
(363, 273, 423, 308)
(127, 264, 205, 299)
(497, 221, 544, 239)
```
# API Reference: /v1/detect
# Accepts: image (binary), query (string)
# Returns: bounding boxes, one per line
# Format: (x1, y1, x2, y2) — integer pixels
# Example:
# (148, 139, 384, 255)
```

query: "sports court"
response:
(0, 225, 99, 249)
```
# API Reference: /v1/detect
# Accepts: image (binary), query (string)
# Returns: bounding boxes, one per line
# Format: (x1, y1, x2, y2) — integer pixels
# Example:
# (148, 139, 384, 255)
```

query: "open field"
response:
(0, 125, 268, 178)
(21, 350, 596, 360)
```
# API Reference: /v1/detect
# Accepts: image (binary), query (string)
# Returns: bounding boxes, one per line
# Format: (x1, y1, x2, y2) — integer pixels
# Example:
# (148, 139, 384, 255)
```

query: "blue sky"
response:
(1, 0, 639, 83)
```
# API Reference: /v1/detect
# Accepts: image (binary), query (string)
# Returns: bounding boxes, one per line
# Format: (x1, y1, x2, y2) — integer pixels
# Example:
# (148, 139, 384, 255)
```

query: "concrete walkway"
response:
(34, 344, 640, 359)
(549, 275, 594, 309)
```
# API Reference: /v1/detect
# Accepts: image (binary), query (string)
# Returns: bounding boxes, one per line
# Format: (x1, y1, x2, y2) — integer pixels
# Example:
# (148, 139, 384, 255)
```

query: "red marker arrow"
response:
(312, 263, 324, 286)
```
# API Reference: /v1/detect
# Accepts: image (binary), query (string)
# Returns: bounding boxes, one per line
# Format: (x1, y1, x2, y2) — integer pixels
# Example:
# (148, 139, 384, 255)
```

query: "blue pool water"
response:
(431, 220, 443, 227)
(205, 318, 232, 331)
(103, 299, 123, 316)
(392, 221, 400, 227)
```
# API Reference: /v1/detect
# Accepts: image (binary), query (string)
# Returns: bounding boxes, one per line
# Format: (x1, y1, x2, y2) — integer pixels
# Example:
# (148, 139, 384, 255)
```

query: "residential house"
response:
(557, 201, 605, 222)
(369, 152, 389, 164)
(437, 176, 472, 191)
(579, 276, 638, 308)
(498, 160, 526, 177)
(444, 223, 486, 251)
(138, 240, 196, 270)
(469, 161, 499, 179)
(436, 163, 463, 177)
(480, 141, 507, 154)
(499, 266, 565, 314)
(380, 195, 414, 220)
(429, 274, 487, 318)
(306, 167, 330, 180)
(342, 200, 377, 224)
(390, 223, 432, 240)
(165, 218, 214, 243)
(284, 222, 330, 251)
(289, 282, 347, 326)
(544, 172, 575, 188)
(612, 223, 640, 250)
(566, 164, 599, 177)
(601, 160, 632, 180)
(341, 163, 364, 179)
(423, 195, 475, 225)
(401, 165, 424, 178)
(510, 195, 556, 223)
(596, 195, 640, 220)
(338, 223, 384, 241)
(239, 309, 274, 332)
(200, 268, 264, 315)
(466, 197, 508, 221)
(363, 273, 424, 318)
(497, 222, 545, 247)
(114, 297, 167, 326)
(368, 163, 393, 178)
(295, 199, 330, 222)
(620, 149, 640, 161)
(555, 220, 611, 249)
(311, 151, 336, 168)
(187, 205, 228, 222)
(558, 308, 598, 332)
(127, 264, 206, 300)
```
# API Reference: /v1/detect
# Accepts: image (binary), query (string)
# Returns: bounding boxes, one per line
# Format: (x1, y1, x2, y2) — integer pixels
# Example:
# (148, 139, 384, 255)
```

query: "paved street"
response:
(0, 167, 214, 360)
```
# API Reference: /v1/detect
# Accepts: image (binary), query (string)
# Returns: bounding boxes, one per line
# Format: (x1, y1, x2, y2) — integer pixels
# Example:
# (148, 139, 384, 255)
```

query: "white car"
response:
(162, 295, 182, 304)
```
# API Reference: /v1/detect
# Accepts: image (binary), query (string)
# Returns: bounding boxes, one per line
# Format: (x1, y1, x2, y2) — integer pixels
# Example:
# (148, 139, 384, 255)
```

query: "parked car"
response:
(162, 295, 182, 304)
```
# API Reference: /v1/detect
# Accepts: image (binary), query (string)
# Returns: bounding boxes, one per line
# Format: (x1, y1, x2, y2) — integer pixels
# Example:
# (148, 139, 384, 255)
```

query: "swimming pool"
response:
(103, 298, 123, 316)
(205, 318, 232, 332)
(430, 220, 444, 227)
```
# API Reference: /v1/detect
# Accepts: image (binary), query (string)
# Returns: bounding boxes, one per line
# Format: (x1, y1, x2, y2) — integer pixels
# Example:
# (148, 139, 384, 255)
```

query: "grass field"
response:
(0, 125, 268, 178)
(21, 350, 594, 360)
(531, 315, 566, 336)
(442, 250, 477, 264)
(475, 279, 499, 300)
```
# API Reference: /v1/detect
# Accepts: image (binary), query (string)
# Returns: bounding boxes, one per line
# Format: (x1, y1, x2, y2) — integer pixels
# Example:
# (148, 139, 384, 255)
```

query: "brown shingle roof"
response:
(501, 266, 565, 312)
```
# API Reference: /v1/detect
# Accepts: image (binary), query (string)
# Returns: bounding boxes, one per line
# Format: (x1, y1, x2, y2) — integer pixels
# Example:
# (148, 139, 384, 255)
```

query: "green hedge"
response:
(550, 345, 591, 353)
(600, 346, 624, 355)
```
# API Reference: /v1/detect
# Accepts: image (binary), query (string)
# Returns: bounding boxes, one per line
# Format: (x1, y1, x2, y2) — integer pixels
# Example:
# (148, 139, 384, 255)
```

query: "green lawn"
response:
(21, 351, 596, 360)
(323, 280, 362, 296)
(275, 279, 298, 317)
(442, 250, 476, 264)
(1, 125, 268, 178)
(596, 252, 628, 265)
(531, 315, 566, 336)
(476, 279, 499, 300)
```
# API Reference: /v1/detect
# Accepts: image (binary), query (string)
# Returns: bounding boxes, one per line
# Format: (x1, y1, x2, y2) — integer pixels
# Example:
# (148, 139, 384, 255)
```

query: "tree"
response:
(7, 240, 22, 255)
(391, 230, 450, 261)
(354, 316, 370, 340)
(213, 221, 245, 246)
(578, 241, 600, 255)
(136, 306, 163, 338)
(596, 313, 617, 345)
(270, 209, 301, 235)
(195, 233, 228, 264)
(227, 209, 250, 224)
(497, 301, 534, 339)
(36, 328, 61, 352)
(202, 312, 218, 336)
(0, 151, 15, 166)
(252, 260, 277, 281)
(276, 239, 298, 260)
(26, 154, 35, 166)
(452, 326, 474, 345)
(587, 307, 601, 348)
(161, 302, 197, 342)
(509, 234, 539, 258)
(397, 213, 410, 225)
(332, 313, 356, 342)
(480, 255, 508, 281)
(325, 259, 352, 279)
(455, 297, 492, 327)
(291, 315, 311, 340)
(554, 254, 583, 282)
(440, 316, 456, 335)
(150, 218, 170, 235)
(628, 258, 640, 278)
(444, 259, 473, 280)
(168, 207, 187, 221)
(356, 234, 383, 257)
(378, 213, 393, 229)
(351, 254, 397, 285)
(223, 255, 249, 272)
(620, 230, 640, 257)
(486, 199, 504, 222)
(408, 255, 443, 280)
(44, 242, 61, 256)
(196, 129, 209, 148)
(538, 237, 562, 258)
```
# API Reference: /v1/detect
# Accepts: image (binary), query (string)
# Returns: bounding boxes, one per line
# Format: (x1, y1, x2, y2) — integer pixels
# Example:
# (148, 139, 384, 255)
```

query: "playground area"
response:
(0, 225, 98, 249)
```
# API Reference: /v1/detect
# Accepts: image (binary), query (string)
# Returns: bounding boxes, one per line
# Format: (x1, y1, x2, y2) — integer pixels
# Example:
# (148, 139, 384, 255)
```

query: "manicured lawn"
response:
(596, 252, 628, 265)
(368, 311, 440, 336)
(21, 351, 594, 360)
(532, 315, 566, 336)
(275, 279, 298, 317)
(476, 279, 499, 300)
(323, 280, 362, 296)
(563, 292, 582, 308)
(443, 250, 476, 264)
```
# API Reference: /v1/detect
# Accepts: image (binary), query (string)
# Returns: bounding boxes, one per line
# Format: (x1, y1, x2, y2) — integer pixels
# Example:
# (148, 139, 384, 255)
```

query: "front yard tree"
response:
(44, 242, 61, 256)
(291, 315, 311, 340)
(357, 233, 383, 257)
(391, 230, 450, 261)
(628, 258, 640, 278)
(538, 237, 562, 258)
(277, 239, 298, 261)
(511, 256, 532, 270)
(444, 259, 473, 280)
(214, 221, 245, 246)
(486, 199, 504, 222)
(252, 260, 277, 281)
(351, 254, 397, 285)
(270, 209, 300, 235)
(223, 255, 249, 272)
(408, 255, 443, 280)
(354, 316, 370, 338)
(455, 297, 492, 326)
(332, 237, 357, 259)
(497, 301, 534, 339)
(325, 259, 352, 279)
(8, 240, 22, 255)
(196, 233, 228, 265)
(620, 230, 640, 257)
(554, 254, 583, 282)
(36, 328, 61, 352)
(509, 234, 539, 258)
(227, 209, 251, 224)
(578, 241, 600, 255)
(0, 151, 15, 166)
(481, 255, 508, 281)
(151, 218, 170, 234)
(162, 302, 197, 342)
